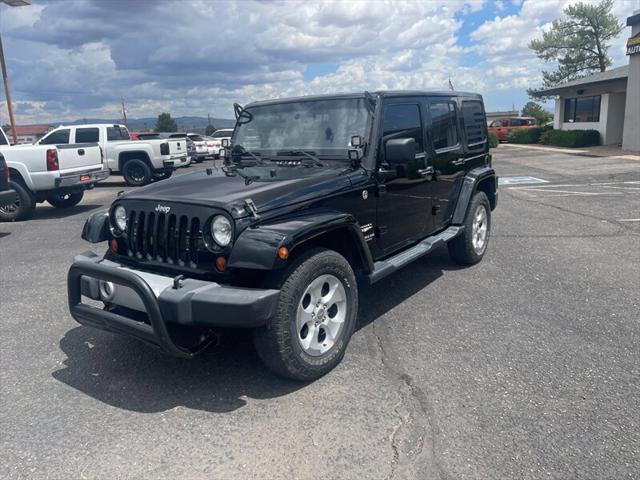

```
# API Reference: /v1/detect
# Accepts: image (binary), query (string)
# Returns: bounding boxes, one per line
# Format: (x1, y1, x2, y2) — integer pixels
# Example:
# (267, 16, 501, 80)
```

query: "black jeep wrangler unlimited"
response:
(68, 91, 497, 380)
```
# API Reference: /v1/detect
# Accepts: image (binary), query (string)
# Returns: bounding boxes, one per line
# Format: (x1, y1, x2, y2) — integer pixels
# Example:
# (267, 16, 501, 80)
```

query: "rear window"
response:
(40, 129, 70, 145)
(461, 100, 487, 148)
(75, 127, 99, 143)
(212, 130, 232, 138)
(107, 127, 130, 141)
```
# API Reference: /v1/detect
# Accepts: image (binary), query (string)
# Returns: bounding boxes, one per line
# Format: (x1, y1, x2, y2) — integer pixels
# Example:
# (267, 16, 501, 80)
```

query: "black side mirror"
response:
(385, 138, 416, 165)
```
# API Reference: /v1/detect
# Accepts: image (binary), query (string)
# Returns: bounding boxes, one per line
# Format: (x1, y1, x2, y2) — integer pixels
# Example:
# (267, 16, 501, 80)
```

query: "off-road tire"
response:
(448, 191, 491, 265)
(46, 191, 84, 208)
(0, 180, 36, 222)
(253, 248, 358, 381)
(122, 159, 152, 186)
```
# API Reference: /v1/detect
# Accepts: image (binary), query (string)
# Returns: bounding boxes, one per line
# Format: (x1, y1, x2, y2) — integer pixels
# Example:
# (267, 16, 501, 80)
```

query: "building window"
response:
(563, 95, 601, 123)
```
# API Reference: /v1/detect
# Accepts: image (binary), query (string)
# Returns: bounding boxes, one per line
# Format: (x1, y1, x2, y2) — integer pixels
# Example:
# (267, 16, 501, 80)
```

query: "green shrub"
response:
(507, 127, 545, 144)
(488, 131, 499, 148)
(538, 129, 600, 148)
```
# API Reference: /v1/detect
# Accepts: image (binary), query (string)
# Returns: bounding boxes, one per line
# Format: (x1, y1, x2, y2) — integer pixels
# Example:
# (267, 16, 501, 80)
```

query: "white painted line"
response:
(617, 219, 640, 222)
(500, 144, 588, 154)
(499, 176, 548, 185)
(514, 187, 623, 196)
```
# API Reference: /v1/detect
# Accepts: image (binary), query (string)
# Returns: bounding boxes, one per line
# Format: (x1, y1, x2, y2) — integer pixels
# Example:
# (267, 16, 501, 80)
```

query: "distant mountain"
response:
(52, 116, 236, 132)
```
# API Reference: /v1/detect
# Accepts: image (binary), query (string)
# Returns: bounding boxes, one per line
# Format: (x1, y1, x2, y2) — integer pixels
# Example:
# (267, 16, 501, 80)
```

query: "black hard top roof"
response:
(245, 90, 483, 108)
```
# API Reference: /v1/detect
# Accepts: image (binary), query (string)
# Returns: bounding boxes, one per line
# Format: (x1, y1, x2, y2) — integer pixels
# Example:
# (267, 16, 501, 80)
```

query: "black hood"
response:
(121, 166, 353, 218)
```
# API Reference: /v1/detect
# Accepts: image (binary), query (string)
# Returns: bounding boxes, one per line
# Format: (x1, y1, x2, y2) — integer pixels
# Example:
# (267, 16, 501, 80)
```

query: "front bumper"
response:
(0, 188, 16, 207)
(67, 252, 280, 357)
(55, 169, 110, 188)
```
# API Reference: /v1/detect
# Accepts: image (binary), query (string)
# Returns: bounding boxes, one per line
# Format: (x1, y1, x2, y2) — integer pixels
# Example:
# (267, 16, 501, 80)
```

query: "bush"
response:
(539, 129, 601, 148)
(507, 127, 546, 144)
(488, 131, 499, 148)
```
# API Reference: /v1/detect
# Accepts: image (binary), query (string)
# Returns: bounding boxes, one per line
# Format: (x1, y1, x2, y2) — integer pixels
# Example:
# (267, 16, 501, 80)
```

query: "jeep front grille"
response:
(125, 210, 203, 266)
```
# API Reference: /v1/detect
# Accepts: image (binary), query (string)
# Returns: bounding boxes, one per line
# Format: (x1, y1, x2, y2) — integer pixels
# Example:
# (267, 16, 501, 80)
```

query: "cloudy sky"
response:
(0, 0, 637, 123)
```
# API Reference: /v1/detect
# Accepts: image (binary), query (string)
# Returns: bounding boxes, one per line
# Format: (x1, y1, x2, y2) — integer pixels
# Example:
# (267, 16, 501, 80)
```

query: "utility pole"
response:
(0, 33, 18, 144)
(121, 96, 128, 128)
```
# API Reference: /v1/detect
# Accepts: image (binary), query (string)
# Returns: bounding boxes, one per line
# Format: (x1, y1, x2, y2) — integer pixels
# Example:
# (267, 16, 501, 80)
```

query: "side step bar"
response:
(368, 226, 463, 284)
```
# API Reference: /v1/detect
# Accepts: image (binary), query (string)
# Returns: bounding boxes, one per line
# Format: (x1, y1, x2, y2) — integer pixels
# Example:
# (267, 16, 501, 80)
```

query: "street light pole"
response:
(0, 33, 18, 144)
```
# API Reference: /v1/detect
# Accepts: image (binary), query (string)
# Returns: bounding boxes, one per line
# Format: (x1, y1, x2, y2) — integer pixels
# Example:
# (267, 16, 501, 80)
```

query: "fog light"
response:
(99, 280, 115, 301)
(215, 256, 227, 272)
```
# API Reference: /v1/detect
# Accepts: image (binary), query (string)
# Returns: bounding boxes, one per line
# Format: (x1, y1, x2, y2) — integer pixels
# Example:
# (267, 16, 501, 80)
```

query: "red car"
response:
(488, 117, 536, 140)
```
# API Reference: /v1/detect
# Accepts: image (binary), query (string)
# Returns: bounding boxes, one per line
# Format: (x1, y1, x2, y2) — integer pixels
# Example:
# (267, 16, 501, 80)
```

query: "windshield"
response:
(233, 98, 370, 156)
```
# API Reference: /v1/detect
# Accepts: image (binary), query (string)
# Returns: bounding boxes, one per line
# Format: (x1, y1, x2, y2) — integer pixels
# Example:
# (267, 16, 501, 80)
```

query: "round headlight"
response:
(211, 215, 232, 246)
(114, 205, 127, 232)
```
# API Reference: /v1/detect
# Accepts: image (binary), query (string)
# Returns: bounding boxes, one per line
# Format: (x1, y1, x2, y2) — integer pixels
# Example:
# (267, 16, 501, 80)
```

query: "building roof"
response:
(532, 65, 628, 96)
(14, 124, 53, 136)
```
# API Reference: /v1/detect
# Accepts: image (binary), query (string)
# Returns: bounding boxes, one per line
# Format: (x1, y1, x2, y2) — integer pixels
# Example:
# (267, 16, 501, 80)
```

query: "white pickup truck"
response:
(39, 124, 189, 186)
(0, 127, 108, 221)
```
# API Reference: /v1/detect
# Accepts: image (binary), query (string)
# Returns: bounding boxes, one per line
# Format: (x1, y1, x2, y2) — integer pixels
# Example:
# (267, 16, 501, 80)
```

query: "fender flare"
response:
(228, 209, 374, 272)
(451, 166, 497, 225)
(81, 208, 110, 243)
(118, 150, 153, 171)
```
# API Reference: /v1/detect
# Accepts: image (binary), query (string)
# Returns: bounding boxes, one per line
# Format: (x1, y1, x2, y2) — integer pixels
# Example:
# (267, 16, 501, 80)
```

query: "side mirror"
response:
(385, 138, 416, 165)
(221, 138, 230, 147)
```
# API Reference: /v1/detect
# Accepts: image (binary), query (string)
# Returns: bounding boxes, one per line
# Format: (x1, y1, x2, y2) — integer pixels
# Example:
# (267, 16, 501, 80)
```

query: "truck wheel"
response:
(448, 191, 491, 265)
(122, 159, 152, 186)
(0, 180, 36, 222)
(46, 191, 84, 209)
(253, 248, 358, 381)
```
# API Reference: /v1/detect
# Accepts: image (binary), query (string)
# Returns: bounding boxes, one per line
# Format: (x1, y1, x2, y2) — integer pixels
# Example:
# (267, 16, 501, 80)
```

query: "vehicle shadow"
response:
(28, 204, 103, 221)
(53, 247, 459, 414)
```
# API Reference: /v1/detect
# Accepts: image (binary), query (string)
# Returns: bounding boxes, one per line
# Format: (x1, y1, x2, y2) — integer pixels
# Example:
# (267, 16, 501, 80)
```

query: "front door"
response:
(375, 97, 434, 255)
(426, 98, 464, 230)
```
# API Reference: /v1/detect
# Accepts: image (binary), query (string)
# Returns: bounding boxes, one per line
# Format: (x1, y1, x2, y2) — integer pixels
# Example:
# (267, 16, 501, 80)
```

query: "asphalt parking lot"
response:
(1, 147, 639, 479)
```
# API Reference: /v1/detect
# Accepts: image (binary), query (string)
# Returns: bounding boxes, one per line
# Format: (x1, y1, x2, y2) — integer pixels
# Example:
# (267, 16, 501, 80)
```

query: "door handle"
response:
(417, 166, 434, 179)
(78, 149, 85, 156)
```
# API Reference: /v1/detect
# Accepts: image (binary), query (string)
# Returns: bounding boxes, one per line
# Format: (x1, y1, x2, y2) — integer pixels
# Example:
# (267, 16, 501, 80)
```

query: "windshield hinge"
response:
(244, 198, 260, 220)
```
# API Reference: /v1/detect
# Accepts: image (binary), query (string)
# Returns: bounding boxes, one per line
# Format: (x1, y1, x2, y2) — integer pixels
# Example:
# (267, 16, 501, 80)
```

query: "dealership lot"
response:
(1, 147, 639, 479)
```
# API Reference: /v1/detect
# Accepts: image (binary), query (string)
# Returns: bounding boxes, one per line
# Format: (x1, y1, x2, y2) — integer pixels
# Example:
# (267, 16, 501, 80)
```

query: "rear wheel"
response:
(448, 191, 491, 265)
(46, 191, 84, 208)
(122, 159, 152, 186)
(0, 180, 36, 222)
(253, 248, 358, 381)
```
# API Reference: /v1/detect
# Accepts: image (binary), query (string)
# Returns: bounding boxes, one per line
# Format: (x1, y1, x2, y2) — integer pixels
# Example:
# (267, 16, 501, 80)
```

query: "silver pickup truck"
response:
(0, 127, 108, 221)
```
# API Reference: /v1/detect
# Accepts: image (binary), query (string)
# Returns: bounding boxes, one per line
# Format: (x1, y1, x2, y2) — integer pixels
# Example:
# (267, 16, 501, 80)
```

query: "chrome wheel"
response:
(296, 274, 347, 356)
(471, 204, 488, 254)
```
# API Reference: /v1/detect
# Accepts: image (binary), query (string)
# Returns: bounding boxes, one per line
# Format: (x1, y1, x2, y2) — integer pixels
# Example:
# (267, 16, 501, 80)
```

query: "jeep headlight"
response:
(114, 205, 127, 232)
(211, 215, 232, 247)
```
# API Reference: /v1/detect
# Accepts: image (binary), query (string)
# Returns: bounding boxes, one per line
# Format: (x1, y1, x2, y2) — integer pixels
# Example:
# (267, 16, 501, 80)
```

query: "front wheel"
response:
(448, 191, 491, 265)
(46, 191, 84, 208)
(253, 248, 358, 381)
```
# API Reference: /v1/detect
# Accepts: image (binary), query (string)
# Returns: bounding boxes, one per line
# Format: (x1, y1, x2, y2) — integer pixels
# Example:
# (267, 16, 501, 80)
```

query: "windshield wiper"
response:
(232, 145, 267, 165)
(276, 150, 323, 167)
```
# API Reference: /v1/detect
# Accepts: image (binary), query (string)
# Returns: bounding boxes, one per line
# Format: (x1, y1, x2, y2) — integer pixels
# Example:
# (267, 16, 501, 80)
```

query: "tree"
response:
(155, 113, 178, 132)
(521, 101, 554, 125)
(528, 0, 623, 94)
(205, 123, 216, 136)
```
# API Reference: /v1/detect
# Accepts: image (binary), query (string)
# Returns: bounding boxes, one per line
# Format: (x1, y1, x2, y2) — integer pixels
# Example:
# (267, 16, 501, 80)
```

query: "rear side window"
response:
(429, 102, 459, 150)
(75, 128, 99, 143)
(188, 135, 204, 141)
(382, 104, 424, 152)
(107, 127, 130, 141)
(40, 129, 70, 145)
(212, 130, 232, 138)
(461, 100, 487, 148)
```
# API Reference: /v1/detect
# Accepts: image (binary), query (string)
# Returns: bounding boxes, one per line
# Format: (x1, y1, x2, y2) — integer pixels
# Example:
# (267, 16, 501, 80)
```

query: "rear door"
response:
(425, 97, 464, 230)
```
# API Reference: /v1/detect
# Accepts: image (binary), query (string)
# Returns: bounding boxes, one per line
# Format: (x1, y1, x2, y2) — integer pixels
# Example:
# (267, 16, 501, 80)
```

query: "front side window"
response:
(429, 102, 459, 150)
(40, 129, 70, 145)
(75, 128, 99, 143)
(107, 127, 130, 141)
(563, 96, 601, 123)
(382, 103, 424, 153)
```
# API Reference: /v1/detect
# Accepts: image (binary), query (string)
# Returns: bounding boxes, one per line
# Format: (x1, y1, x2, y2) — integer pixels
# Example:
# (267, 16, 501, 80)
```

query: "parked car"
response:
(488, 116, 536, 141)
(206, 128, 234, 158)
(40, 124, 189, 186)
(0, 153, 16, 208)
(187, 133, 209, 163)
(0, 126, 107, 221)
(137, 132, 194, 168)
(68, 91, 497, 380)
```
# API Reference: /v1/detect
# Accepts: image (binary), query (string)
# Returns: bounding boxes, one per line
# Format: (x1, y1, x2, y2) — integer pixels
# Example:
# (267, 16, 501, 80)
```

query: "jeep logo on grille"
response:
(155, 204, 171, 214)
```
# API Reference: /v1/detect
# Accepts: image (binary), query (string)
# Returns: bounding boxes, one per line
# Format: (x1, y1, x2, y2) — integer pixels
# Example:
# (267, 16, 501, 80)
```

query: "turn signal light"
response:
(278, 247, 289, 260)
(110, 239, 118, 252)
(46, 149, 59, 171)
(215, 256, 227, 272)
